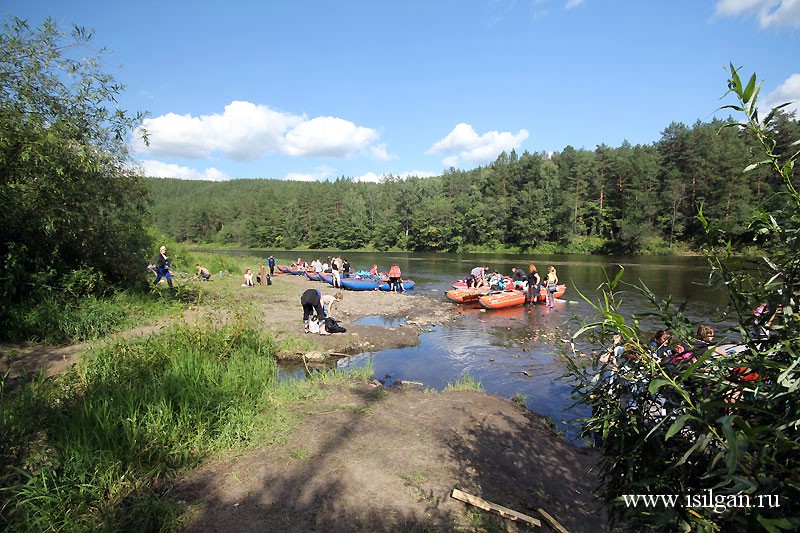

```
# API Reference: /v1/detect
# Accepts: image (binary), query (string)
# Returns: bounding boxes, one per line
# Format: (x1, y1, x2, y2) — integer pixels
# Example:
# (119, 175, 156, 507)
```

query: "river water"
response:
(250, 251, 730, 442)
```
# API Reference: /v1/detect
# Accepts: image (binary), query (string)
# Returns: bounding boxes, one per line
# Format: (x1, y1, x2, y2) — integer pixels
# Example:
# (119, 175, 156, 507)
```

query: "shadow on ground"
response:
(171, 385, 605, 532)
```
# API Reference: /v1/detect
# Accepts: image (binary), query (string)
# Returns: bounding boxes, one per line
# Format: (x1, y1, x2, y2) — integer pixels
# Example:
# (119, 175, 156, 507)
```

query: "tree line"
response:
(146, 113, 799, 255)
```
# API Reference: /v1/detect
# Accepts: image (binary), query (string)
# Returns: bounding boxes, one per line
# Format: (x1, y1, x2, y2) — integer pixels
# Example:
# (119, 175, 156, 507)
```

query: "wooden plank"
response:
(450, 489, 541, 527)
(537, 508, 569, 533)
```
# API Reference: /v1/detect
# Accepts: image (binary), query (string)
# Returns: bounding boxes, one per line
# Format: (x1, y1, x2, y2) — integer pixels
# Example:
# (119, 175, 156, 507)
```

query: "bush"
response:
(564, 66, 800, 531)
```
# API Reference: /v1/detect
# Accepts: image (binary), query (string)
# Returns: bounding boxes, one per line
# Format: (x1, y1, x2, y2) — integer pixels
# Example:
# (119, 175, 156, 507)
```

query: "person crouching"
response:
(300, 289, 342, 335)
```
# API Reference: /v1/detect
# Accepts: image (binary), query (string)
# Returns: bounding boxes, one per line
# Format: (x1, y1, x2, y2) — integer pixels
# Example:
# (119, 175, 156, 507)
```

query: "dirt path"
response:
(174, 385, 604, 532)
(1, 274, 606, 531)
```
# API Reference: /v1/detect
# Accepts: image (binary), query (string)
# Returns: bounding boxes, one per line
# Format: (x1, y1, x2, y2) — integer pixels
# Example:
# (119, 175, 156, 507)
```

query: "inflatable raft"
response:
(478, 285, 567, 309)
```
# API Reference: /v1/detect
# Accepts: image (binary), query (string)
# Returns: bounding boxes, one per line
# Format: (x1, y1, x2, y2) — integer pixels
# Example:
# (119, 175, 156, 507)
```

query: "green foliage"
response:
(444, 374, 484, 392)
(0, 289, 181, 343)
(0, 17, 152, 305)
(564, 66, 800, 531)
(144, 107, 796, 255)
(0, 321, 370, 532)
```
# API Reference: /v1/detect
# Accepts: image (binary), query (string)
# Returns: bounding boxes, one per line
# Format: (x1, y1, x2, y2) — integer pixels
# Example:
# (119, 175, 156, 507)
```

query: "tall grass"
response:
(0, 320, 366, 532)
(1, 291, 182, 344)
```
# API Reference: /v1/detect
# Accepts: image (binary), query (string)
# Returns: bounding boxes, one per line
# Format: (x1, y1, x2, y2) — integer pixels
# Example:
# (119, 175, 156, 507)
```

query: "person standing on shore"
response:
(153, 246, 174, 289)
(388, 263, 403, 292)
(268, 255, 276, 276)
(332, 257, 341, 288)
(526, 264, 541, 304)
(545, 266, 559, 307)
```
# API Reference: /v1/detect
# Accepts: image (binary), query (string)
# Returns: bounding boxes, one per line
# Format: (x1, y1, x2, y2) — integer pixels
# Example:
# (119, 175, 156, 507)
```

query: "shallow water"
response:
(249, 251, 732, 443)
(337, 303, 591, 442)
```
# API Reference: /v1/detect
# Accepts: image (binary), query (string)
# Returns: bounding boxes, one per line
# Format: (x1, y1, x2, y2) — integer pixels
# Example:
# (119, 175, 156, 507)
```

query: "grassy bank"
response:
(0, 248, 273, 346)
(0, 319, 373, 532)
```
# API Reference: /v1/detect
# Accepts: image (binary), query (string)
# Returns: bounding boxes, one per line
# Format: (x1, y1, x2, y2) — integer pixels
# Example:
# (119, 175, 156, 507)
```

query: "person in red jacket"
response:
(388, 264, 403, 292)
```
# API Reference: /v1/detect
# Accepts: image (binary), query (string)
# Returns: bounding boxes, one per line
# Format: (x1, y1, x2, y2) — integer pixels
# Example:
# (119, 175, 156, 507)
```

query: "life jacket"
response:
(733, 366, 759, 382)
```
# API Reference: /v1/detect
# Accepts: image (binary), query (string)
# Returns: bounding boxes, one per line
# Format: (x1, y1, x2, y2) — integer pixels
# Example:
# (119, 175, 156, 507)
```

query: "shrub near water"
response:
(564, 67, 799, 531)
(0, 322, 319, 532)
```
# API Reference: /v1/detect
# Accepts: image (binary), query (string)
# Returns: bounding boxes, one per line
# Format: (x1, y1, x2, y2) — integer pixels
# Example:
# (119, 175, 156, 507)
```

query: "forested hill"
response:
(146, 114, 799, 255)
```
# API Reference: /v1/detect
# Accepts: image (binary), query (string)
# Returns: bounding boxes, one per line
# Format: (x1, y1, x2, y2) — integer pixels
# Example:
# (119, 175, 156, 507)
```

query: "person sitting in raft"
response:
(388, 264, 404, 292)
(368, 264, 380, 281)
(488, 270, 505, 290)
(670, 324, 715, 365)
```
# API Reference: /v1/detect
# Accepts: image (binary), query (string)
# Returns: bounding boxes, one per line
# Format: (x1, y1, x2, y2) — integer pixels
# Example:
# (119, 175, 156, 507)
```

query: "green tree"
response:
(0, 17, 150, 301)
(331, 188, 371, 249)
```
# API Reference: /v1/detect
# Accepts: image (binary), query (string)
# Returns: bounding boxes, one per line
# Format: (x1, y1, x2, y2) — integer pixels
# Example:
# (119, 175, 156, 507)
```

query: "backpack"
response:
(325, 317, 347, 333)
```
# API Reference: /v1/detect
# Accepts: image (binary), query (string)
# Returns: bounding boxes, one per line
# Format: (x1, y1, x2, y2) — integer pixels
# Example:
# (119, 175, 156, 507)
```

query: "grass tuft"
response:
(443, 374, 483, 392)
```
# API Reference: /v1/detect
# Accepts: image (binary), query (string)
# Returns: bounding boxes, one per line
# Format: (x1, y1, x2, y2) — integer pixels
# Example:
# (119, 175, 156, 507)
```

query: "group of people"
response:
(294, 256, 352, 288)
(290, 257, 407, 292)
(239, 256, 279, 287)
(300, 260, 405, 292)
(594, 316, 774, 420)
(360, 263, 405, 291)
(465, 264, 560, 307)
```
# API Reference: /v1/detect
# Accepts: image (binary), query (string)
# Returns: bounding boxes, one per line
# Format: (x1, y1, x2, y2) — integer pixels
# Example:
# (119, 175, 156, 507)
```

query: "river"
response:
(239, 251, 731, 443)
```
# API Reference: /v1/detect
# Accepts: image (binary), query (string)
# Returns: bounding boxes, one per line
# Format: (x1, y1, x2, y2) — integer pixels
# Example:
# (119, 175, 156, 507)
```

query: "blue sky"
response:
(5, 1, 799, 182)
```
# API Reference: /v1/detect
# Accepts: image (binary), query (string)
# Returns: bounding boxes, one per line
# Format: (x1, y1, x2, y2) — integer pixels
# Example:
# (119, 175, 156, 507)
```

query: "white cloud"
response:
(761, 73, 800, 116)
(139, 160, 230, 181)
(134, 101, 303, 161)
(282, 116, 383, 158)
(401, 170, 439, 179)
(565, 0, 585, 9)
(369, 143, 397, 162)
(352, 171, 384, 183)
(132, 101, 389, 163)
(352, 170, 438, 183)
(426, 123, 529, 167)
(714, 0, 800, 28)
(284, 172, 318, 182)
(284, 164, 337, 182)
